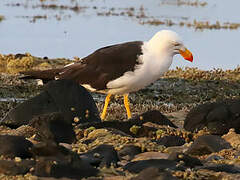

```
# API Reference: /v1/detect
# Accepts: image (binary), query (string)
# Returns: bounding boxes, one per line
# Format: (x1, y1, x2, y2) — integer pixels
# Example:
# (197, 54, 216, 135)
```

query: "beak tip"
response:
(183, 54, 193, 62)
(187, 55, 193, 62)
(180, 49, 193, 62)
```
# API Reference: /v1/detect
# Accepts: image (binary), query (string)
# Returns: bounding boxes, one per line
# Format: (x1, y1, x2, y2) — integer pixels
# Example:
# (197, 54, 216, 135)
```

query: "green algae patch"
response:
(130, 125, 141, 135)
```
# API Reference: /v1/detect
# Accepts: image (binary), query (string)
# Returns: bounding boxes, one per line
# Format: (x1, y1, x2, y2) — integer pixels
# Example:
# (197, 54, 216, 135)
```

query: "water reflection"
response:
(0, 98, 25, 102)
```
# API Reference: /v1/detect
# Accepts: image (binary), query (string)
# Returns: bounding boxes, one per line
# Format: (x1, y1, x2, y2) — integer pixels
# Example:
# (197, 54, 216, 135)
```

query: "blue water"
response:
(0, 0, 240, 70)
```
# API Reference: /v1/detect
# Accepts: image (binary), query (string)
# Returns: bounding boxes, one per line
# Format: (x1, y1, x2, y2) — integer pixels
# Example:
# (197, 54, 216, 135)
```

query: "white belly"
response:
(106, 55, 172, 95)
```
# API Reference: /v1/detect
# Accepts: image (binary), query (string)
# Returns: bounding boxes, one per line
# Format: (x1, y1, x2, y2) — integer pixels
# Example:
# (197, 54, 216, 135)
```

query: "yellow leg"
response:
(124, 94, 132, 119)
(101, 94, 112, 120)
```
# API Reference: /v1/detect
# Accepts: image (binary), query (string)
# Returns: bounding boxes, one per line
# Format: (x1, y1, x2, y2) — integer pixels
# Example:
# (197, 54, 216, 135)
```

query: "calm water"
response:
(0, 0, 240, 70)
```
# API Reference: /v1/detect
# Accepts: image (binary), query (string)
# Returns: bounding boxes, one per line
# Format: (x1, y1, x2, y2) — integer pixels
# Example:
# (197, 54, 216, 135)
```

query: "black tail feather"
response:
(20, 68, 62, 82)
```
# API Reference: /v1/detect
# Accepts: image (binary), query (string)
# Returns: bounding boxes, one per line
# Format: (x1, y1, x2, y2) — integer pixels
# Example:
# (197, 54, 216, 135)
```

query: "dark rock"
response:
(133, 125, 159, 138)
(46, 80, 100, 124)
(59, 143, 72, 151)
(131, 167, 178, 180)
(168, 152, 202, 168)
(80, 144, 119, 167)
(0, 135, 33, 158)
(184, 99, 240, 135)
(31, 141, 99, 178)
(30, 112, 75, 143)
(204, 155, 224, 162)
(15, 53, 27, 59)
(195, 164, 240, 174)
(132, 110, 177, 128)
(1, 90, 55, 128)
(132, 152, 169, 161)
(0, 159, 35, 175)
(118, 145, 142, 161)
(33, 156, 98, 179)
(186, 135, 232, 156)
(1, 79, 100, 128)
(78, 110, 177, 136)
(123, 159, 183, 173)
(164, 145, 189, 154)
(82, 139, 94, 145)
(155, 135, 185, 147)
(30, 141, 70, 158)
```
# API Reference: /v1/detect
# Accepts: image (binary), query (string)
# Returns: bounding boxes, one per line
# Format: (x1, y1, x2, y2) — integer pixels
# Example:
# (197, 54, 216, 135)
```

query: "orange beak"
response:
(179, 48, 193, 62)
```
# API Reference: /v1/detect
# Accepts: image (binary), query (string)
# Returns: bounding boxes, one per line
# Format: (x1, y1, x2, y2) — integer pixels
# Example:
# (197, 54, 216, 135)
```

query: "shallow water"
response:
(0, 97, 25, 102)
(0, 0, 240, 70)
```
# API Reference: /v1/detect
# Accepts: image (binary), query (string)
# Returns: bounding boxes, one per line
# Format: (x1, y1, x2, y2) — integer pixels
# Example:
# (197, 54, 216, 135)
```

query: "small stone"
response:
(93, 153, 100, 158)
(74, 117, 80, 123)
(25, 52, 31, 56)
(29, 167, 34, 172)
(178, 154, 184, 159)
(37, 80, 44, 86)
(130, 125, 141, 135)
(73, 56, 80, 61)
(14, 157, 22, 162)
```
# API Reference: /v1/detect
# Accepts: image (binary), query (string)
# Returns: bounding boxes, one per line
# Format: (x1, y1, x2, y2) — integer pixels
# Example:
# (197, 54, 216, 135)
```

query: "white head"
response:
(147, 30, 193, 62)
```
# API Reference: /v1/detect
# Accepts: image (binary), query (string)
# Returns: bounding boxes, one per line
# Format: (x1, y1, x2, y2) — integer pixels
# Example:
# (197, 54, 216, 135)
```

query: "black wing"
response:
(58, 41, 143, 90)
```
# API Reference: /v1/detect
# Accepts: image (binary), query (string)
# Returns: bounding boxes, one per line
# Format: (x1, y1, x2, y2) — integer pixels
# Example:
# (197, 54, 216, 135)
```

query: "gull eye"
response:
(173, 42, 181, 46)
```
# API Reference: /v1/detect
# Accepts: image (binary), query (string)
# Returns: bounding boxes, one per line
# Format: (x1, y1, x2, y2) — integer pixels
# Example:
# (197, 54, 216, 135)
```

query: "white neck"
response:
(141, 42, 173, 76)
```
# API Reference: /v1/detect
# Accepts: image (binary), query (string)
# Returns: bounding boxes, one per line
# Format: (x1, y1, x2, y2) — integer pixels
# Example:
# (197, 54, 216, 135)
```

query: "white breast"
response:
(106, 43, 173, 95)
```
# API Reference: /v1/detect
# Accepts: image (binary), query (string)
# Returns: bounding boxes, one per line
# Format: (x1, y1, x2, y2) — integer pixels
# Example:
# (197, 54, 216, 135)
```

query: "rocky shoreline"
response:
(0, 54, 240, 179)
